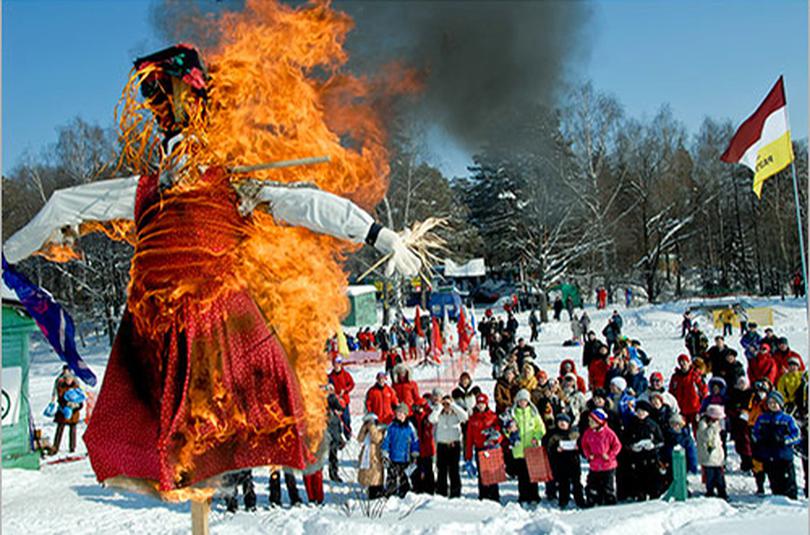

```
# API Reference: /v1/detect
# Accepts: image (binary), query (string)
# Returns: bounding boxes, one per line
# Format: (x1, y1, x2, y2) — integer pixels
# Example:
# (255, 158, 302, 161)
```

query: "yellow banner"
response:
(753, 130, 794, 198)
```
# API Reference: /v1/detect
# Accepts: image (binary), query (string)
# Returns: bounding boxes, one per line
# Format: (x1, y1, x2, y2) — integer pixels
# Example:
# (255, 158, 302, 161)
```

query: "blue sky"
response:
(3, 0, 807, 177)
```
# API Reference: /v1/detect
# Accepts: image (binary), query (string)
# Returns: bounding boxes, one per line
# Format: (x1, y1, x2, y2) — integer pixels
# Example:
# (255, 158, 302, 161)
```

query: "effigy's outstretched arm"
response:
(236, 181, 421, 277)
(4, 176, 139, 263)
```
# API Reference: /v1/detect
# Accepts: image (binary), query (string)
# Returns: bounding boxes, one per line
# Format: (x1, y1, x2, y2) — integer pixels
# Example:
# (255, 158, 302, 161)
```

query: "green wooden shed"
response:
(343, 285, 378, 327)
(2, 295, 41, 470)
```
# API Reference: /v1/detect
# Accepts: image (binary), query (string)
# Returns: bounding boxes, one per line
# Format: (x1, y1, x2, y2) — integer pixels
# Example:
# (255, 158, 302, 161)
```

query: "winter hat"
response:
(677, 354, 691, 365)
(635, 400, 654, 414)
(610, 377, 627, 391)
(362, 412, 378, 423)
(476, 393, 489, 406)
(536, 370, 549, 383)
(328, 395, 344, 412)
(564, 372, 578, 383)
(432, 387, 444, 398)
(767, 390, 785, 408)
(705, 404, 726, 420)
(754, 379, 771, 393)
(395, 402, 410, 414)
(788, 356, 802, 367)
(593, 388, 609, 401)
(669, 413, 685, 427)
(778, 337, 789, 346)
(650, 371, 664, 383)
(334, 356, 344, 364)
(376, 371, 387, 380)
(759, 343, 772, 354)
(515, 389, 531, 403)
(748, 322, 758, 329)
(708, 376, 727, 390)
(555, 413, 572, 424)
(590, 408, 608, 426)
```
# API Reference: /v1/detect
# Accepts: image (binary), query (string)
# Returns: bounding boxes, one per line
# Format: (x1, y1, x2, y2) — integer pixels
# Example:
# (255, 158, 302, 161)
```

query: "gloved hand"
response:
(464, 460, 477, 478)
(373, 227, 421, 278)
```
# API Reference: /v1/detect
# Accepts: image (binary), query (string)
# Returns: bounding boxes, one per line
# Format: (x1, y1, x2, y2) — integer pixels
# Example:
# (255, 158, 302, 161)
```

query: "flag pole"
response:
(789, 160, 809, 297)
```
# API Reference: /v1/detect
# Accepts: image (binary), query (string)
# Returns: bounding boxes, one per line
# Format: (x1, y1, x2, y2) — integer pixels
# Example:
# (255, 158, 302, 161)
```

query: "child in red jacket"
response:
(669, 354, 707, 432)
(464, 393, 503, 502)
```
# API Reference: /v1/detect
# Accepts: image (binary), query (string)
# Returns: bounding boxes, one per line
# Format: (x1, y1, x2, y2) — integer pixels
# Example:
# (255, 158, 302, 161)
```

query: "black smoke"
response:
(148, 0, 593, 151)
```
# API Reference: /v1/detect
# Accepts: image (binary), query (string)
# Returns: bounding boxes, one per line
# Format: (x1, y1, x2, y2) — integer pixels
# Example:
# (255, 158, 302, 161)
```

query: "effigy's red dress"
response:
(84, 167, 309, 493)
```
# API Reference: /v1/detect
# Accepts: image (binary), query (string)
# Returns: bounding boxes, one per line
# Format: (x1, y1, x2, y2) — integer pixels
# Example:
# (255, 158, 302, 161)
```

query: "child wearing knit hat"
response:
(752, 390, 802, 499)
(580, 408, 622, 506)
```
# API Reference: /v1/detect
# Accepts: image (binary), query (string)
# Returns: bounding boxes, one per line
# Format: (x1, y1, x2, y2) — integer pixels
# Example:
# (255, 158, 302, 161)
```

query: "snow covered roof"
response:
(346, 285, 377, 297)
(444, 258, 486, 278)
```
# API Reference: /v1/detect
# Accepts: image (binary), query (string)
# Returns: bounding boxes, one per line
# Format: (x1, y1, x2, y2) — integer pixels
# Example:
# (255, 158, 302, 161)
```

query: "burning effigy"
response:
(4, 0, 427, 501)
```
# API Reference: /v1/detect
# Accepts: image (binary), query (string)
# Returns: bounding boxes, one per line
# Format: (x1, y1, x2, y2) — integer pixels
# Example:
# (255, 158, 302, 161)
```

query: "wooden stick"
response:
(230, 155, 330, 174)
(191, 498, 210, 535)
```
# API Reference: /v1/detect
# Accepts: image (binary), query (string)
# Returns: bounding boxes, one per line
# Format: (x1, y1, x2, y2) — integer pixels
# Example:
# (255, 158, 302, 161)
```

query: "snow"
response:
(3, 296, 808, 534)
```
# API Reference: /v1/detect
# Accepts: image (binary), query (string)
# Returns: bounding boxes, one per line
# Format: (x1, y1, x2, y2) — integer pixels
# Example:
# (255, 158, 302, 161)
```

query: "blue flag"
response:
(2, 255, 96, 386)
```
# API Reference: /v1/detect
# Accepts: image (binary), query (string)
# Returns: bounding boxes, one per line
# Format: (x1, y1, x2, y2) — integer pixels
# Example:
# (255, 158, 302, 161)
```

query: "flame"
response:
(80, 220, 137, 246)
(112, 0, 419, 478)
(34, 243, 83, 263)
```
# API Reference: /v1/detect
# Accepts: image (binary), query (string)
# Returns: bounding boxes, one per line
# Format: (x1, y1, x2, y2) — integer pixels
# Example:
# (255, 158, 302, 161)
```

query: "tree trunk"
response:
(749, 193, 765, 294)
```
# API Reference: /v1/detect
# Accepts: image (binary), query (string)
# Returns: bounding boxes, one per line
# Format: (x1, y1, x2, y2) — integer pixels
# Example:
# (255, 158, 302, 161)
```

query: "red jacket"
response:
(365, 384, 399, 424)
(772, 348, 805, 375)
(747, 352, 779, 386)
(465, 409, 502, 460)
(588, 358, 608, 391)
(559, 359, 587, 393)
(393, 381, 420, 414)
(328, 368, 355, 408)
(413, 404, 436, 457)
(668, 367, 707, 415)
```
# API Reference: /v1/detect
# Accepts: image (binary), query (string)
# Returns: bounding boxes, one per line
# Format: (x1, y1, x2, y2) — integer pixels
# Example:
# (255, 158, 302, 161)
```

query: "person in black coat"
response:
(716, 349, 745, 390)
(623, 400, 665, 501)
(582, 332, 603, 369)
(544, 413, 586, 508)
(553, 297, 564, 321)
(602, 319, 620, 352)
(706, 336, 731, 376)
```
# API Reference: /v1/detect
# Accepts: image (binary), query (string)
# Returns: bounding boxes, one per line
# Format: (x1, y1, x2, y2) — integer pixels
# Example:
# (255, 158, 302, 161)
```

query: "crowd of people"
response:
(220, 307, 808, 512)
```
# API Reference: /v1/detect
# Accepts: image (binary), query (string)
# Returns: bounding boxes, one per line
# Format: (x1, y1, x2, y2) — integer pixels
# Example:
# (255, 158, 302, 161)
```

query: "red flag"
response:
(415, 306, 424, 337)
(431, 315, 443, 363)
(457, 306, 472, 353)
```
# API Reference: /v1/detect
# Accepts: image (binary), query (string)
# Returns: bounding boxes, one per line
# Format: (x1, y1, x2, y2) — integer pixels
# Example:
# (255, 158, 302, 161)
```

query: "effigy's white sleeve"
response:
(3, 176, 140, 263)
(259, 186, 374, 244)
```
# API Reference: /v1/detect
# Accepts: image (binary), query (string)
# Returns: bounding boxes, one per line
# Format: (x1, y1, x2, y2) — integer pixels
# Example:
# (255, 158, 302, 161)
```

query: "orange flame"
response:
(113, 0, 419, 471)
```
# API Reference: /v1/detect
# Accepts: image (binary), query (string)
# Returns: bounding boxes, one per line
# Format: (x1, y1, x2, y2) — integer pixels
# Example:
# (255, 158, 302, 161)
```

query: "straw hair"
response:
(357, 217, 449, 282)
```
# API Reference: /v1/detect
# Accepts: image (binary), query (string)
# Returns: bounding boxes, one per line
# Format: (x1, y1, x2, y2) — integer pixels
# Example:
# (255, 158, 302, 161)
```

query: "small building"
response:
(2, 283, 40, 470)
(343, 285, 378, 327)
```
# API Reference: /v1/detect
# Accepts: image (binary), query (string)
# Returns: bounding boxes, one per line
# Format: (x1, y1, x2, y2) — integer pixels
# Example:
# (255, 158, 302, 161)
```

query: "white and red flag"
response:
(721, 76, 794, 198)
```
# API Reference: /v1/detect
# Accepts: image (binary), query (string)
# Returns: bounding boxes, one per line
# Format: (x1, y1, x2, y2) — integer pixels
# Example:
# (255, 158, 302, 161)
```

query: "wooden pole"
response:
(230, 155, 329, 174)
(191, 498, 210, 535)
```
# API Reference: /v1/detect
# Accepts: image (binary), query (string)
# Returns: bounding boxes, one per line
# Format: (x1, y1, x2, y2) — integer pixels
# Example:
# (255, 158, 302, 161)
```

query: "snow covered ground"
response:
(3, 296, 808, 534)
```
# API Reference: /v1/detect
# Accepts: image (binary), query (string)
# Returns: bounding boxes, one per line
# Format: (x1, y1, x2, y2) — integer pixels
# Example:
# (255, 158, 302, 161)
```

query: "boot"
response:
(68, 424, 77, 453)
(755, 471, 766, 495)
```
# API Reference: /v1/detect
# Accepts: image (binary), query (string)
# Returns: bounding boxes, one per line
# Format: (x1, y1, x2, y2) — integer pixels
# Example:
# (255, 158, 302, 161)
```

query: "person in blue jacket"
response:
(740, 322, 762, 359)
(382, 403, 420, 497)
(662, 413, 699, 475)
(752, 391, 801, 499)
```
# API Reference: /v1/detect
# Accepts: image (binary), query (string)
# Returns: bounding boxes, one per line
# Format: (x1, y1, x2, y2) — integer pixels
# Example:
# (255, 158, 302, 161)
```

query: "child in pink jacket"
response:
(581, 408, 622, 506)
